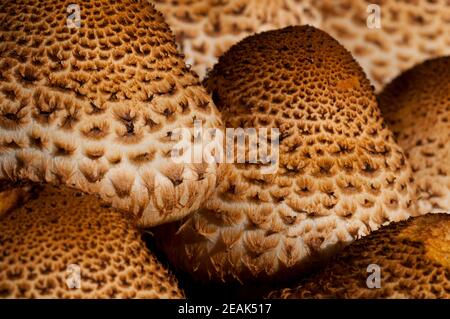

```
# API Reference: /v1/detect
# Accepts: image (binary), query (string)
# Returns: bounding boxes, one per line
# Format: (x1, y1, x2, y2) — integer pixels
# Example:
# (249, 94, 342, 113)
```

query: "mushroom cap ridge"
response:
(0, 0, 223, 226)
(155, 26, 418, 283)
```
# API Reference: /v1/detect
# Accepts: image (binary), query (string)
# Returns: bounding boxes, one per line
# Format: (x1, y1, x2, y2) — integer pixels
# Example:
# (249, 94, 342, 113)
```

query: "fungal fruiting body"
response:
(268, 213, 450, 299)
(0, 185, 184, 298)
(154, 0, 322, 78)
(156, 26, 418, 283)
(157, 0, 450, 91)
(0, 0, 223, 226)
(378, 57, 450, 214)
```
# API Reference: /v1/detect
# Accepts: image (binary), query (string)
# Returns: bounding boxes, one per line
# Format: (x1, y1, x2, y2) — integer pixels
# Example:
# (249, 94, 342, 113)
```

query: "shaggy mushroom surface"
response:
(156, 26, 418, 283)
(268, 213, 450, 299)
(0, 0, 222, 226)
(378, 56, 450, 214)
(0, 185, 184, 299)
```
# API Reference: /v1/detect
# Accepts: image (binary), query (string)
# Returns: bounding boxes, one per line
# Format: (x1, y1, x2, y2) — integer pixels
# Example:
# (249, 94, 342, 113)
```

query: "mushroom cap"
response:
(268, 213, 450, 299)
(155, 26, 418, 283)
(157, 0, 450, 90)
(0, 185, 184, 298)
(317, 0, 450, 91)
(378, 56, 450, 214)
(0, 0, 222, 226)
(154, 0, 322, 78)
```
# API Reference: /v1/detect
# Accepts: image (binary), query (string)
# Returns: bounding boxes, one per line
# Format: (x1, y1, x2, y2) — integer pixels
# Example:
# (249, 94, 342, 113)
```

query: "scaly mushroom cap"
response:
(318, 0, 450, 91)
(378, 56, 450, 214)
(268, 213, 450, 298)
(157, 0, 450, 91)
(156, 26, 418, 282)
(0, 0, 222, 226)
(154, 0, 322, 78)
(0, 185, 184, 298)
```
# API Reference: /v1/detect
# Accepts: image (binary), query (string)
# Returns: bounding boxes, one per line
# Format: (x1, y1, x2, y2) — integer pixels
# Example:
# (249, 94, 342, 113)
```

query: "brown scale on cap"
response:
(318, 0, 450, 91)
(0, 0, 223, 226)
(157, 0, 450, 91)
(155, 26, 418, 283)
(378, 56, 450, 214)
(154, 0, 322, 79)
(268, 213, 450, 298)
(0, 185, 184, 299)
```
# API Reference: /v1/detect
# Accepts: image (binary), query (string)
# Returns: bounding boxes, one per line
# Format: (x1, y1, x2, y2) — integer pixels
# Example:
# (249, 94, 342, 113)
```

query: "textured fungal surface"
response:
(157, 0, 450, 90)
(0, 187, 31, 217)
(0, 185, 184, 299)
(154, 0, 322, 78)
(318, 0, 450, 91)
(0, 0, 222, 226)
(378, 57, 450, 214)
(268, 214, 450, 298)
(156, 26, 418, 283)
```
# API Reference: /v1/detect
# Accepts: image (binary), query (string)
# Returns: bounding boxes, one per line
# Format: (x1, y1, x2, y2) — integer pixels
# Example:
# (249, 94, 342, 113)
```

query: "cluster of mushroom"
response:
(0, 0, 449, 299)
